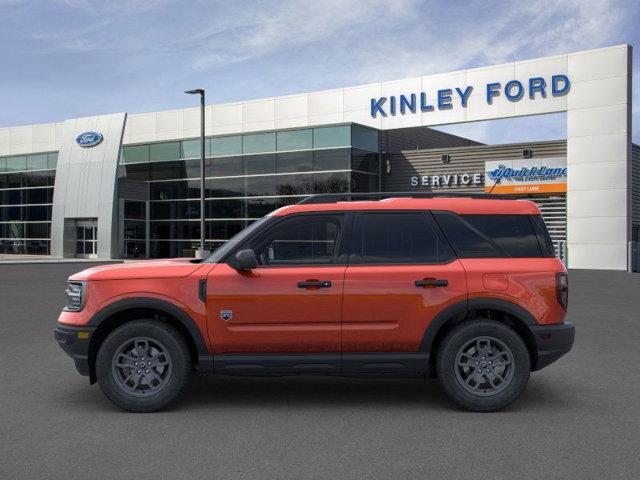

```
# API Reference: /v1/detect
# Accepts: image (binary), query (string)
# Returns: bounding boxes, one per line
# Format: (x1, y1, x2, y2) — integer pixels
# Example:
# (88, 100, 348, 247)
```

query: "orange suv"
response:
(54, 194, 574, 412)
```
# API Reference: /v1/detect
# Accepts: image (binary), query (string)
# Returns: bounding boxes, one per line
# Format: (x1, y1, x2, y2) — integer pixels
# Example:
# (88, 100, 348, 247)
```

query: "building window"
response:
(211, 136, 241, 157)
(243, 132, 276, 154)
(26, 154, 49, 171)
(245, 154, 276, 175)
(277, 151, 313, 173)
(150, 142, 181, 162)
(351, 124, 380, 152)
(277, 129, 313, 151)
(0, 152, 57, 256)
(121, 144, 149, 164)
(120, 124, 380, 258)
(313, 126, 350, 149)
(6, 156, 27, 172)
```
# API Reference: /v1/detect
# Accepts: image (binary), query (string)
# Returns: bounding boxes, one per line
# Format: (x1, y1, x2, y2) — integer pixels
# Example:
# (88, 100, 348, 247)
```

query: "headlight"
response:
(64, 281, 85, 312)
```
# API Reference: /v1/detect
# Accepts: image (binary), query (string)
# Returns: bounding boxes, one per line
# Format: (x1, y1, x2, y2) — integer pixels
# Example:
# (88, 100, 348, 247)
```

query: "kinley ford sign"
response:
(409, 157, 567, 194)
(370, 74, 570, 117)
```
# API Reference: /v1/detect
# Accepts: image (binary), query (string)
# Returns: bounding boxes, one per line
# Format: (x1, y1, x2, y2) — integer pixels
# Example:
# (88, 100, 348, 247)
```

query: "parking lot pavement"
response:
(1, 263, 639, 480)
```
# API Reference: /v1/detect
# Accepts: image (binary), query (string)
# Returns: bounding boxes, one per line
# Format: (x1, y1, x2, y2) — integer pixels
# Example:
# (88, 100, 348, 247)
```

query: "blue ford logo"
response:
(76, 131, 103, 147)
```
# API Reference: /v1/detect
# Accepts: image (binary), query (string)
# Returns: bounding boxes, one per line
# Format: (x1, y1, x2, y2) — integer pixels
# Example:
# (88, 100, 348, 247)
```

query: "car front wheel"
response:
(96, 320, 191, 412)
(436, 319, 530, 412)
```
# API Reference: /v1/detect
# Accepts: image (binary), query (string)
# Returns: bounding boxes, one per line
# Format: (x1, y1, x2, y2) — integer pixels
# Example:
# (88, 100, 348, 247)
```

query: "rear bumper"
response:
(54, 324, 96, 377)
(530, 322, 575, 371)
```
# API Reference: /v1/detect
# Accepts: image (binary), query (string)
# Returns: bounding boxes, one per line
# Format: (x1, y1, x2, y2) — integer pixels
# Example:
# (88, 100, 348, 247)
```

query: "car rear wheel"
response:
(436, 319, 530, 412)
(96, 320, 191, 412)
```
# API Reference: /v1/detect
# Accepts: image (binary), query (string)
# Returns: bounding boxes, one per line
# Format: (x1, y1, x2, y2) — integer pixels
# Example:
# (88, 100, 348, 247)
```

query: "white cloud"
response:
(189, 0, 416, 70)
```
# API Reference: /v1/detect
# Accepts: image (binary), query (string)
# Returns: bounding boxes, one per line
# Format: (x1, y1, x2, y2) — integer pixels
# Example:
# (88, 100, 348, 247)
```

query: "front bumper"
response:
(54, 324, 96, 377)
(530, 322, 575, 371)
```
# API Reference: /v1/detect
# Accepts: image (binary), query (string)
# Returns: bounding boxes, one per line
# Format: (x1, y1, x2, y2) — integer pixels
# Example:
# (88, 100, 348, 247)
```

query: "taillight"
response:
(556, 272, 568, 310)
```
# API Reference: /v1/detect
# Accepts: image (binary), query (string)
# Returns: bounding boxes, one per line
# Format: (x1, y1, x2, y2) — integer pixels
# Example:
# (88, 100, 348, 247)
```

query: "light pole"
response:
(185, 88, 208, 259)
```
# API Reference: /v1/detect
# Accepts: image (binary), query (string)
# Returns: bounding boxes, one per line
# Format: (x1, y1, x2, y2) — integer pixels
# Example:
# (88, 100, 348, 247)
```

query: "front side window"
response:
(352, 212, 453, 264)
(250, 214, 343, 266)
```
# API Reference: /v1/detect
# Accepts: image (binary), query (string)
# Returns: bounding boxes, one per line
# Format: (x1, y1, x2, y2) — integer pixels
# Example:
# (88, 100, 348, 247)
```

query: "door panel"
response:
(205, 213, 348, 354)
(207, 263, 345, 353)
(342, 211, 467, 353)
(342, 262, 467, 352)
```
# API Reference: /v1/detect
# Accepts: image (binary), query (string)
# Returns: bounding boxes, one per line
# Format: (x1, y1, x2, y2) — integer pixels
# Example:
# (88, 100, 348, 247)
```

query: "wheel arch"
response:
(87, 297, 212, 383)
(421, 298, 539, 371)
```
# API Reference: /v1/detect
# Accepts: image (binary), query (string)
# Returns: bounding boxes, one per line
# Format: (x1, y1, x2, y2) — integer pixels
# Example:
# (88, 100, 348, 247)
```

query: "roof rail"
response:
(297, 192, 512, 205)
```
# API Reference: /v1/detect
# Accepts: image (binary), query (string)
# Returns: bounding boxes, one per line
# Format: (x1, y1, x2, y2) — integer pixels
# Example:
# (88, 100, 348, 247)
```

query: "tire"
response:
(96, 320, 192, 413)
(436, 319, 530, 412)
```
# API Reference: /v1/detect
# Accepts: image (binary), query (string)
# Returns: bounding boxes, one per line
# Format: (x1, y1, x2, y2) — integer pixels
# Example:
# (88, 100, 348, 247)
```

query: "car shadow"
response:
(179, 374, 452, 411)
(177, 373, 579, 413)
(52, 373, 579, 414)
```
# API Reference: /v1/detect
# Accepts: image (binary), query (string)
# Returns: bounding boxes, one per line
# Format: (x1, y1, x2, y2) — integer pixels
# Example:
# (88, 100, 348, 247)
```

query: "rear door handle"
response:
(297, 280, 332, 288)
(415, 279, 448, 287)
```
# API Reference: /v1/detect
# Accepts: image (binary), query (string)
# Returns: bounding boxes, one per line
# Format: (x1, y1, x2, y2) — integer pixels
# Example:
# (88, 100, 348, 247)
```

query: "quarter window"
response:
(462, 215, 542, 257)
(433, 212, 546, 258)
(352, 212, 453, 264)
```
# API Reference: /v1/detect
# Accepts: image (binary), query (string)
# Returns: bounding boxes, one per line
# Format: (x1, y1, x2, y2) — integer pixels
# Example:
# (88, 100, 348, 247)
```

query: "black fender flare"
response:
(419, 300, 468, 352)
(88, 297, 210, 360)
(419, 297, 537, 353)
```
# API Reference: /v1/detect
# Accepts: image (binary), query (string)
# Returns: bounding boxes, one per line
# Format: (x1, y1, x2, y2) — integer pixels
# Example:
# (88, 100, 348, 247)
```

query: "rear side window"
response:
(433, 212, 549, 258)
(351, 212, 454, 264)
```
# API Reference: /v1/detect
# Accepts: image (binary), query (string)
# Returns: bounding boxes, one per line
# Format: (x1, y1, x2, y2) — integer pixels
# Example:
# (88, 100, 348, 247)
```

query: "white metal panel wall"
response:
(566, 46, 632, 270)
(0, 121, 63, 156)
(50, 113, 126, 259)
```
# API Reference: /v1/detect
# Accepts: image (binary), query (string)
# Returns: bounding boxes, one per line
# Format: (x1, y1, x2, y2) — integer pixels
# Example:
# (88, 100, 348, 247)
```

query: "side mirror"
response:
(228, 249, 258, 271)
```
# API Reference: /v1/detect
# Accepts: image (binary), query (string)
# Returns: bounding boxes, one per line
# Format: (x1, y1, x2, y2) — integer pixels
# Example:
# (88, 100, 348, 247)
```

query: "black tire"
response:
(436, 319, 530, 412)
(96, 320, 191, 413)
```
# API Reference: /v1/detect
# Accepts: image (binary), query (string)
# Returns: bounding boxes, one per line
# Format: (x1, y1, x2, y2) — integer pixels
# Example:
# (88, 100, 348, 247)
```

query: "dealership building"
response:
(0, 44, 637, 271)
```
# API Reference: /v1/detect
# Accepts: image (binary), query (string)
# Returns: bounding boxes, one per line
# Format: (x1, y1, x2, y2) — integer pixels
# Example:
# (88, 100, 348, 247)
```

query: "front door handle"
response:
(415, 279, 448, 288)
(297, 280, 332, 288)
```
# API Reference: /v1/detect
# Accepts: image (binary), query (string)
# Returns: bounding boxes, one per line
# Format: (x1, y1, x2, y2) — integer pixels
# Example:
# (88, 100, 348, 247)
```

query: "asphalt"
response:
(0, 264, 638, 480)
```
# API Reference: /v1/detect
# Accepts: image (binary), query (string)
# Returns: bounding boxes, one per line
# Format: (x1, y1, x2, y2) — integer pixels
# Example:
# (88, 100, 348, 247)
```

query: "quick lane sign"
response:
(370, 74, 570, 117)
(484, 157, 567, 194)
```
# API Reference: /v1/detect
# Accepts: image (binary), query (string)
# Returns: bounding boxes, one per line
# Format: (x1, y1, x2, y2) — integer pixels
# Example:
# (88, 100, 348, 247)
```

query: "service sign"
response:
(484, 157, 567, 194)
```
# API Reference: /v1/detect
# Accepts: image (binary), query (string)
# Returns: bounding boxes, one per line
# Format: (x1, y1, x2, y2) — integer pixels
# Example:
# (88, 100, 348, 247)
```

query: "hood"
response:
(69, 258, 204, 281)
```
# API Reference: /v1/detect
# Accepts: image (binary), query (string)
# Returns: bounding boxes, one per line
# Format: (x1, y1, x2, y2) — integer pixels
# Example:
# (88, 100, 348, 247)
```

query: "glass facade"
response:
(0, 152, 57, 255)
(119, 124, 380, 258)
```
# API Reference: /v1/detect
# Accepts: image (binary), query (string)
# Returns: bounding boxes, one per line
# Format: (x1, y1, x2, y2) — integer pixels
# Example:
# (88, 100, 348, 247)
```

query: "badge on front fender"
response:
(220, 310, 233, 321)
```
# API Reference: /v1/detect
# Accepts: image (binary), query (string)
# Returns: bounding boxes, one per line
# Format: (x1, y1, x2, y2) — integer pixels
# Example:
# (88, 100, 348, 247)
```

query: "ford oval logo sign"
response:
(76, 131, 103, 148)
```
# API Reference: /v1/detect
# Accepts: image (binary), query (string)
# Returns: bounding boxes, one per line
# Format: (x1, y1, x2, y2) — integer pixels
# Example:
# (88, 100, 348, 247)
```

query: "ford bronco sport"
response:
(55, 194, 574, 412)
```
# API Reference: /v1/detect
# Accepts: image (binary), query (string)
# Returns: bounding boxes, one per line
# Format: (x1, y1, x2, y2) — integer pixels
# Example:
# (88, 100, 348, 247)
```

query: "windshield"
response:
(206, 216, 273, 263)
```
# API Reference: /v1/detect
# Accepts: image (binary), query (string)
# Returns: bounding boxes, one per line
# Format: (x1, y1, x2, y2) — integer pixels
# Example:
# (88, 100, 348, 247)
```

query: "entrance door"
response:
(75, 221, 98, 258)
(341, 211, 467, 365)
(206, 213, 347, 360)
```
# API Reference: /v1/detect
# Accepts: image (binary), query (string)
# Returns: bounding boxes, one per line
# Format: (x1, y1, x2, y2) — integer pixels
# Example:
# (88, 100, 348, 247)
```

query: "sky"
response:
(0, 0, 638, 144)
